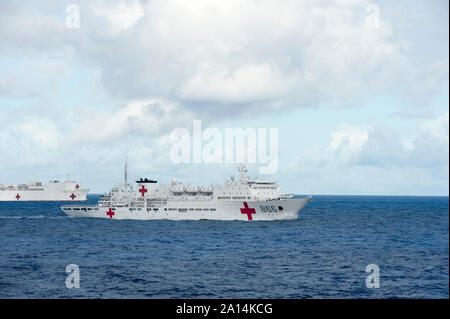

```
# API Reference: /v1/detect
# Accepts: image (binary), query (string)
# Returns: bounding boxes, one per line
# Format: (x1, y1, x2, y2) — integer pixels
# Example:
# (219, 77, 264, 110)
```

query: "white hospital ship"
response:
(61, 163, 311, 221)
(0, 180, 88, 201)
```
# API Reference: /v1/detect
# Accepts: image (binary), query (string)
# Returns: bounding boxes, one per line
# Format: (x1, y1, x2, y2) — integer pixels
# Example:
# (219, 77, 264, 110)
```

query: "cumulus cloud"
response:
(323, 113, 447, 169)
(0, 118, 62, 167)
(179, 63, 297, 103)
(91, 0, 145, 34)
(329, 124, 372, 163)
(69, 99, 196, 143)
(290, 112, 449, 194)
(1, 0, 447, 114)
(97, 0, 446, 112)
(419, 112, 449, 144)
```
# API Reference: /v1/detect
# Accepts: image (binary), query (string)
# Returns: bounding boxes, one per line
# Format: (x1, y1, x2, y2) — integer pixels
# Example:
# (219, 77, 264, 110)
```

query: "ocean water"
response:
(0, 195, 448, 298)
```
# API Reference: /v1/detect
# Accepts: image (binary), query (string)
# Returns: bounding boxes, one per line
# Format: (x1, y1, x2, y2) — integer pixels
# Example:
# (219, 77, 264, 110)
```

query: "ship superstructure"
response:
(61, 162, 310, 221)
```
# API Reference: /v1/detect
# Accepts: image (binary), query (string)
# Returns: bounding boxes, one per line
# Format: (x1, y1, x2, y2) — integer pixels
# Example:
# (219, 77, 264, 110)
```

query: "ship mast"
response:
(124, 156, 128, 190)
(124, 156, 132, 206)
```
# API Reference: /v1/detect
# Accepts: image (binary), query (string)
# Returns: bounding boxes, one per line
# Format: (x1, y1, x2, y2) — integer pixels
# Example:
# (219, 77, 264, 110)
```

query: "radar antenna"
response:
(237, 164, 248, 180)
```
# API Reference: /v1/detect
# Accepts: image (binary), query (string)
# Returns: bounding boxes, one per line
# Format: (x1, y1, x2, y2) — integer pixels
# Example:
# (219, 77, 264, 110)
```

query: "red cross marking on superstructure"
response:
(106, 208, 115, 218)
(70, 193, 76, 200)
(16, 193, 20, 200)
(139, 185, 147, 197)
(75, 184, 80, 189)
(240, 202, 256, 221)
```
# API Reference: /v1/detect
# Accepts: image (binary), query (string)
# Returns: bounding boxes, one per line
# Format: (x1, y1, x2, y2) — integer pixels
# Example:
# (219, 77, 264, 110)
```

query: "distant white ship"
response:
(61, 162, 311, 221)
(0, 180, 88, 201)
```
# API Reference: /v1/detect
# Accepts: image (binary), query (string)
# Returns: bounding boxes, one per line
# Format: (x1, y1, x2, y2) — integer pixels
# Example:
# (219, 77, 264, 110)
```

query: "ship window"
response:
(178, 208, 188, 212)
(195, 208, 202, 211)
(203, 208, 209, 211)
(278, 206, 283, 211)
(153, 208, 158, 211)
(210, 208, 216, 211)
(169, 208, 177, 211)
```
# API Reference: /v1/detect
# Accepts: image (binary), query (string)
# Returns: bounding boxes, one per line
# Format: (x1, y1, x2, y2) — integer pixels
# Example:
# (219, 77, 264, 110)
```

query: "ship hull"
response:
(0, 189, 88, 201)
(61, 197, 310, 221)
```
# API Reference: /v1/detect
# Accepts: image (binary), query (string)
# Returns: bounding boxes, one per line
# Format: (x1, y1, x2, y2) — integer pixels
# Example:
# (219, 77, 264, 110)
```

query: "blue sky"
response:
(0, 0, 448, 195)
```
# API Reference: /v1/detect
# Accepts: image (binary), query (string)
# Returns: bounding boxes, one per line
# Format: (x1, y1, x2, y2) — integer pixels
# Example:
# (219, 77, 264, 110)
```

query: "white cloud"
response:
(69, 99, 196, 143)
(3, 0, 447, 112)
(289, 112, 449, 195)
(91, 0, 144, 34)
(317, 124, 372, 165)
(179, 63, 297, 103)
(419, 111, 449, 143)
(330, 125, 371, 152)
(0, 118, 62, 167)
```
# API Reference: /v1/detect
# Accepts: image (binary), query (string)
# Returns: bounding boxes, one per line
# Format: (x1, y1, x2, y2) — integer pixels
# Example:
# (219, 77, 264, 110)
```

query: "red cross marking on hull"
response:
(240, 202, 256, 221)
(106, 208, 115, 218)
(139, 185, 147, 197)
(70, 193, 76, 200)
(16, 193, 20, 200)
